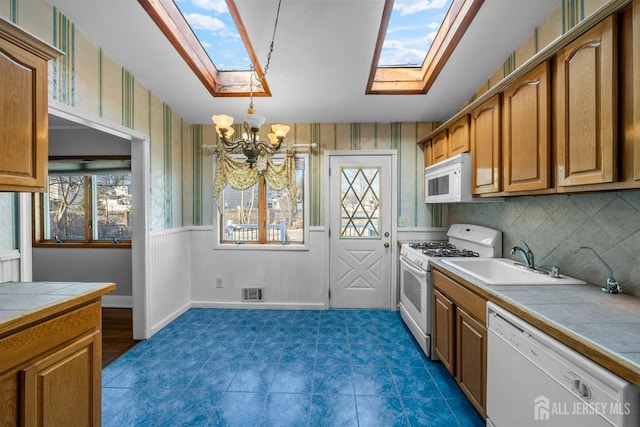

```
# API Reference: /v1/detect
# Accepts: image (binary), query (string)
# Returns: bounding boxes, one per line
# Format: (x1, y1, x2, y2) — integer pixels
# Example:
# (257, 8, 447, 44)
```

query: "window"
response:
(219, 156, 306, 245)
(0, 193, 18, 251)
(34, 158, 132, 247)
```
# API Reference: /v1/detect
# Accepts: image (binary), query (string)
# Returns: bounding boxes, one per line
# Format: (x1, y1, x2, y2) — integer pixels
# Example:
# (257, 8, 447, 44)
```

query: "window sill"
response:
(214, 242, 308, 251)
(33, 242, 132, 249)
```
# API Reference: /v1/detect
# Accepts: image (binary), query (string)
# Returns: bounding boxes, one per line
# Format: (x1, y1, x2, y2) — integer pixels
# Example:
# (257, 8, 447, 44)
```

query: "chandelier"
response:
(212, 0, 288, 168)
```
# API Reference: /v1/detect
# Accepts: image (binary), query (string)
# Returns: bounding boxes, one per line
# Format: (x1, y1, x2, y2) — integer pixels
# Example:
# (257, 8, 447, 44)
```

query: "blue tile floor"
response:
(102, 308, 484, 426)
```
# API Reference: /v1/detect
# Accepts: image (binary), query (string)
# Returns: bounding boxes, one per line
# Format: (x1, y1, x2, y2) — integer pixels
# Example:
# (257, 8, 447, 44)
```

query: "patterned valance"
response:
(213, 146, 297, 215)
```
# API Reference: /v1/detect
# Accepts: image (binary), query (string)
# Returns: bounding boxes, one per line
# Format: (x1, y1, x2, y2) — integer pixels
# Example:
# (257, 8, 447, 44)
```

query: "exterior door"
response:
(328, 152, 395, 308)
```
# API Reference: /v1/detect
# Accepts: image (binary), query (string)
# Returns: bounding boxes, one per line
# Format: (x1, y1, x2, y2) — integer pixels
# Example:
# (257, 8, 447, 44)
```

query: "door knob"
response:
(384, 242, 390, 248)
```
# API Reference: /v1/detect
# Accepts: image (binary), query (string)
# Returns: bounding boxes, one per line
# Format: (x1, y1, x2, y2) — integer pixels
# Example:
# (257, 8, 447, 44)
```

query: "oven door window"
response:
(403, 267, 423, 313)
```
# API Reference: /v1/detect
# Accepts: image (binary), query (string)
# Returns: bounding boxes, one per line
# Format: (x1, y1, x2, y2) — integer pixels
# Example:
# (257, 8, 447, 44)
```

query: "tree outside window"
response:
(36, 158, 132, 247)
(220, 158, 304, 244)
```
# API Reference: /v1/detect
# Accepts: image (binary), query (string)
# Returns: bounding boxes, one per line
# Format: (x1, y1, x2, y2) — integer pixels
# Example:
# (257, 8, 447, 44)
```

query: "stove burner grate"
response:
(408, 241, 454, 250)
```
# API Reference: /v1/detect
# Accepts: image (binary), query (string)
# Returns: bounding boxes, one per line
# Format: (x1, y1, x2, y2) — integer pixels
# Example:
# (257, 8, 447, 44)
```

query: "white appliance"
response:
(487, 302, 639, 427)
(399, 224, 502, 358)
(425, 153, 474, 203)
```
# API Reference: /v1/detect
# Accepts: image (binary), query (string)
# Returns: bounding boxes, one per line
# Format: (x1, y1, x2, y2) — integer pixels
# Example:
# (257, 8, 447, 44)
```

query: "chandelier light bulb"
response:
(271, 124, 290, 138)
(212, 114, 234, 128)
(267, 133, 279, 146)
(245, 110, 266, 130)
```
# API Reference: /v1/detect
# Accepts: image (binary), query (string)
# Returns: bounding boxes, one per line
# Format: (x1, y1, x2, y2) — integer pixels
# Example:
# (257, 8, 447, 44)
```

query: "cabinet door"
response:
(431, 131, 448, 164)
(471, 95, 501, 194)
(20, 332, 101, 427)
(433, 289, 455, 374)
(448, 115, 470, 157)
(503, 62, 550, 191)
(634, 2, 640, 181)
(424, 140, 433, 167)
(456, 307, 487, 418)
(0, 32, 49, 192)
(555, 16, 616, 187)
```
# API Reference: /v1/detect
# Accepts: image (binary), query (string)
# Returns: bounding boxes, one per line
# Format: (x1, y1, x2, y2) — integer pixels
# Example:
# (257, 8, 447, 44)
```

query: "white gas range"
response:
(399, 224, 502, 358)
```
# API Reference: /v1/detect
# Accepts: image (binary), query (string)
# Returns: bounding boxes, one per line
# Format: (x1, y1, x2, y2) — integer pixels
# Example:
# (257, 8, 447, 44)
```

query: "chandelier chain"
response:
(248, 0, 282, 109)
(260, 0, 282, 79)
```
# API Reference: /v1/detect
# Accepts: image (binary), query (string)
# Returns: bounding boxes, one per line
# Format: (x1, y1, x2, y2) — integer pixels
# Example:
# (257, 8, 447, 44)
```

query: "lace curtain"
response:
(213, 146, 297, 215)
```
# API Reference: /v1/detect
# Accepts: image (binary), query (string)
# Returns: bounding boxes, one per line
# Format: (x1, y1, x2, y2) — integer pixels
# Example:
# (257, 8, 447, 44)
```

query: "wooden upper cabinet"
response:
(502, 62, 550, 192)
(424, 140, 433, 167)
(554, 16, 616, 187)
(471, 94, 501, 194)
(631, 1, 640, 182)
(0, 18, 61, 192)
(448, 115, 470, 157)
(431, 130, 448, 164)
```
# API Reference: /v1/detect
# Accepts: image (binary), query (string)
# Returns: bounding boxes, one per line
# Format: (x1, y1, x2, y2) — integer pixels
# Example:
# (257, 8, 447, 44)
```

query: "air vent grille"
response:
(242, 287, 264, 302)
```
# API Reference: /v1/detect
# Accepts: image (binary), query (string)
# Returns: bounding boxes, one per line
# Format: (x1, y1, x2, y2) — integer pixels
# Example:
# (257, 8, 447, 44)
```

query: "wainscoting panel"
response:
(189, 227, 327, 309)
(0, 251, 20, 283)
(149, 229, 191, 333)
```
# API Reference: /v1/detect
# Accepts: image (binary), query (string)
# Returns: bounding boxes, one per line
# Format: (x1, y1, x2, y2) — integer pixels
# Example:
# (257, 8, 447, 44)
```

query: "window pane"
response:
(340, 167, 381, 238)
(0, 193, 17, 251)
(266, 168, 304, 243)
(221, 184, 260, 242)
(95, 174, 132, 241)
(47, 176, 86, 241)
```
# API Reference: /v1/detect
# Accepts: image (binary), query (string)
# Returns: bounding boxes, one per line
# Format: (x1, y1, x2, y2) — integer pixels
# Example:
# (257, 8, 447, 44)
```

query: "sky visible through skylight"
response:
(379, 0, 454, 67)
(174, 0, 453, 71)
(175, 0, 252, 71)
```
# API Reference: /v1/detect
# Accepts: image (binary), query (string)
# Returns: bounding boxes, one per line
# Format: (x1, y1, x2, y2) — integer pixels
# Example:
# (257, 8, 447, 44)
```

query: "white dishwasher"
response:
(486, 302, 639, 427)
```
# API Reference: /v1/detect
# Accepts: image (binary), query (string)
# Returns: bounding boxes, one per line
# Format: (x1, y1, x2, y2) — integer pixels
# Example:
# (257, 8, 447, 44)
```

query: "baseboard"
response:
(190, 301, 327, 310)
(101, 294, 133, 308)
(149, 302, 192, 336)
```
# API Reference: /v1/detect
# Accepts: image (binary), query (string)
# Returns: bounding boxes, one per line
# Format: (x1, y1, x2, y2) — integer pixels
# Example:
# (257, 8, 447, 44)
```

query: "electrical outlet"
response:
(215, 277, 223, 288)
(398, 216, 407, 227)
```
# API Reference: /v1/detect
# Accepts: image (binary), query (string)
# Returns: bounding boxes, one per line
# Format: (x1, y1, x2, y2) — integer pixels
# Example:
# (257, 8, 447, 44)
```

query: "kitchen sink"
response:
(439, 258, 587, 285)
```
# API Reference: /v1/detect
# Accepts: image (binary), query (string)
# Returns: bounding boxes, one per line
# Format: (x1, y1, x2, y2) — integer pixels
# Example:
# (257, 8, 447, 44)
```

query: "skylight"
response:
(174, 0, 251, 71)
(139, 0, 269, 96)
(378, 0, 454, 68)
(367, 0, 483, 94)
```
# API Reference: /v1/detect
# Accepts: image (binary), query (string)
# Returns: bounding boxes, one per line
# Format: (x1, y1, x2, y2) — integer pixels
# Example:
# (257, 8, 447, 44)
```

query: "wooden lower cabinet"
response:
(456, 307, 487, 415)
(0, 301, 103, 426)
(433, 289, 455, 374)
(433, 270, 487, 418)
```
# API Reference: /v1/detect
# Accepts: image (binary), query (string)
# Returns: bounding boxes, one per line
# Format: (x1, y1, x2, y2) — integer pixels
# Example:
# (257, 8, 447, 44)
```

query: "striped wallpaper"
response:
(475, 0, 607, 100)
(0, 0, 613, 235)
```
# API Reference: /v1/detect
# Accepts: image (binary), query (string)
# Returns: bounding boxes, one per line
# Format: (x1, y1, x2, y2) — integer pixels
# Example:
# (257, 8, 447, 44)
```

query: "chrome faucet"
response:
(574, 246, 621, 294)
(511, 240, 535, 269)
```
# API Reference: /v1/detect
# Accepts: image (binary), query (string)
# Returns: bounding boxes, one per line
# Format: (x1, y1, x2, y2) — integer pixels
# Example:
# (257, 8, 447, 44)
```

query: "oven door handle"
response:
(400, 256, 428, 278)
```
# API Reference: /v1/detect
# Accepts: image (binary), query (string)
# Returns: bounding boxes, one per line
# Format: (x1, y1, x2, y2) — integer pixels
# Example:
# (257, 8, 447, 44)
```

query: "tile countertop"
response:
(429, 259, 640, 387)
(0, 281, 116, 336)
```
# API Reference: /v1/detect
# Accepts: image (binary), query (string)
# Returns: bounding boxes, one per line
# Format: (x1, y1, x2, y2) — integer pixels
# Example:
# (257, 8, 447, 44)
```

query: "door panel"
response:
(329, 153, 393, 309)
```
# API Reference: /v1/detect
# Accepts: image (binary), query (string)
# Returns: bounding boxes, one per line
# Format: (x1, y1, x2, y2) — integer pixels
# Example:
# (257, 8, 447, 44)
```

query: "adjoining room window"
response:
(0, 193, 18, 251)
(219, 155, 305, 245)
(34, 157, 132, 247)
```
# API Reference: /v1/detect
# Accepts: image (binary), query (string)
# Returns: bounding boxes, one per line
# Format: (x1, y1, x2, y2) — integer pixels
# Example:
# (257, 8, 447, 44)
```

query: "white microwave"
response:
(424, 153, 474, 203)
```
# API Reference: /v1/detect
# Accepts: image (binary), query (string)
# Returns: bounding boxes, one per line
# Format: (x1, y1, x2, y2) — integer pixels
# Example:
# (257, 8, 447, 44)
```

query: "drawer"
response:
(433, 270, 486, 323)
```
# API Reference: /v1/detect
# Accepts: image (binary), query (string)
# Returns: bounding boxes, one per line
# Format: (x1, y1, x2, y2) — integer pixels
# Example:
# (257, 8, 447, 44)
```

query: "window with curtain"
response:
(216, 153, 306, 245)
(34, 157, 132, 247)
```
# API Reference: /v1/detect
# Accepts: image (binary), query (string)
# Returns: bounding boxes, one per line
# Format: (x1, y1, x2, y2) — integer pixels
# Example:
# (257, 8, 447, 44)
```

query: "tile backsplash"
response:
(446, 190, 640, 297)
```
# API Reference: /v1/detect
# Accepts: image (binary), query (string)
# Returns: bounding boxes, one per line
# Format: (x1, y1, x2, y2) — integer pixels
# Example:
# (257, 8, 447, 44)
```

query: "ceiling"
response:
(47, 0, 558, 125)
